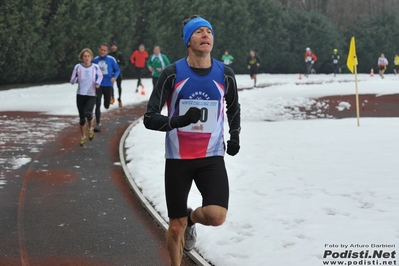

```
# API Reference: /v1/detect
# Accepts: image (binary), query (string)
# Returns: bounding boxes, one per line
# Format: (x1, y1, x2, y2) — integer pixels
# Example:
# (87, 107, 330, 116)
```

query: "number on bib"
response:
(179, 99, 218, 133)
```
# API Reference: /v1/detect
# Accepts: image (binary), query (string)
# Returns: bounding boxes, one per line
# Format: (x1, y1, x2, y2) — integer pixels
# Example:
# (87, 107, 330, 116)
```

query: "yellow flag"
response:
(347, 37, 358, 73)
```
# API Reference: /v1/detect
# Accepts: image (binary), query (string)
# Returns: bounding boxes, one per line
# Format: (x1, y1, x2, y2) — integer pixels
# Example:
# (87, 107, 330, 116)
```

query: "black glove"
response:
(177, 107, 201, 127)
(227, 138, 240, 156)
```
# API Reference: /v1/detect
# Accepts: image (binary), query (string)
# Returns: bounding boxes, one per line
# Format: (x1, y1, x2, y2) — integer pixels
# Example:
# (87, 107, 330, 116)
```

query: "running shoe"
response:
(94, 124, 101, 132)
(79, 136, 86, 146)
(184, 209, 197, 251)
(88, 129, 94, 141)
(110, 97, 115, 104)
(135, 87, 139, 93)
(118, 100, 123, 107)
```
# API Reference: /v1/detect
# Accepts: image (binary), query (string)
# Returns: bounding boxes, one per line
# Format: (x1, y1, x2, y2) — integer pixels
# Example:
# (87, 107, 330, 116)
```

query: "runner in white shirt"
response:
(70, 48, 103, 146)
(377, 53, 388, 79)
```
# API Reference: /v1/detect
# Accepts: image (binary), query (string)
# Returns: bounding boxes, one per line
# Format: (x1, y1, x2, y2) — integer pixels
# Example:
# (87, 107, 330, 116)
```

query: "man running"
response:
(147, 46, 170, 90)
(377, 53, 388, 79)
(130, 44, 149, 94)
(221, 50, 234, 66)
(332, 48, 340, 77)
(143, 15, 241, 266)
(304, 47, 317, 77)
(109, 42, 126, 107)
(247, 50, 260, 87)
(394, 53, 399, 75)
(92, 43, 120, 132)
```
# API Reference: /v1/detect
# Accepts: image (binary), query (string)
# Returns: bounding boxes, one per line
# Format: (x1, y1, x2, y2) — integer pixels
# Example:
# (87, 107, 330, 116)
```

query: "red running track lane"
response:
(0, 105, 195, 266)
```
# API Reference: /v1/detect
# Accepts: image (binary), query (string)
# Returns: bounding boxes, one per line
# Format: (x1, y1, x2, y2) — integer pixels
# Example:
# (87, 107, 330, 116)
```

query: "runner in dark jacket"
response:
(332, 48, 340, 77)
(109, 42, 126, 107)
(247, 50, 260, 87)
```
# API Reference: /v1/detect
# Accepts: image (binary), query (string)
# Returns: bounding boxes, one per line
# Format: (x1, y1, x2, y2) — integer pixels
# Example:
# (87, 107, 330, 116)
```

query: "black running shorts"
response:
(249, 67, 258, 77)
(164, 156, 229, 219)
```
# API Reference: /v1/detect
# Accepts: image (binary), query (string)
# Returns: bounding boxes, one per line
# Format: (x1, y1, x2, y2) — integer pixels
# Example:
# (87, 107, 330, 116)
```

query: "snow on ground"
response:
(124, 74, 399, 266)
(1, 73, 399, 265)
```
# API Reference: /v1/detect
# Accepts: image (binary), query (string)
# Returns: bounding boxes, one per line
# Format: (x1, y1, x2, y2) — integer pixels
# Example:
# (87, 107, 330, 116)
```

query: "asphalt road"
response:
(0, 103, 195, 266)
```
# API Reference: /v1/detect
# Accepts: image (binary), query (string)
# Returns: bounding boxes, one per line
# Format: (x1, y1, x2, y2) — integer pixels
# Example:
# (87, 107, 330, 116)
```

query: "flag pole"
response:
(347, 36, 360, 127)
(354, 59, 360, 127)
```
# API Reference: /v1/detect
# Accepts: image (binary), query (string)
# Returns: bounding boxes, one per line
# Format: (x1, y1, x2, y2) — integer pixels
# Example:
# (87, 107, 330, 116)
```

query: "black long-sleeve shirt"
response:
(109, 51, 126, 67)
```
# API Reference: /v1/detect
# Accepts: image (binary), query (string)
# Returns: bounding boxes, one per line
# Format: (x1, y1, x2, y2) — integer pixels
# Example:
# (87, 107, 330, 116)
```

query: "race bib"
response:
(98, 60, 108, 75)
(179, 99, 218, 133)
(333, 59, 338, 64)
(224, 59, 230, 65)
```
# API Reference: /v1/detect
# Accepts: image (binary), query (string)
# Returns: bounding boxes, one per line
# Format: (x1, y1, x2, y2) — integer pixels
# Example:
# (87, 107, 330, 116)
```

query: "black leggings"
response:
(76, 95, 96, 126)
(306, 62, 313, 75)
(112, 75, 122, 101)
(135, 67, 144, 87)
(95, 86, 112, 124)
(333, 64, 339, 74)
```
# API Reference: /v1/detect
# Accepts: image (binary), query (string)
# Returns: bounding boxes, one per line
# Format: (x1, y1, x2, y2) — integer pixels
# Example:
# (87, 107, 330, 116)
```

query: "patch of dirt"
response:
(301, 94, 399, 119)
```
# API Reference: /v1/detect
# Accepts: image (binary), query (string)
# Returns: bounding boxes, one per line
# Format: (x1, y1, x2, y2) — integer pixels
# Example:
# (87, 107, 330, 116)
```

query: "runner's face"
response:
(188, 27, 213, 54)
(98, 45, 108, 57)
(82, 52, 92, 65)
(111, 45, 117, 52)
(153, 47, 160, 55)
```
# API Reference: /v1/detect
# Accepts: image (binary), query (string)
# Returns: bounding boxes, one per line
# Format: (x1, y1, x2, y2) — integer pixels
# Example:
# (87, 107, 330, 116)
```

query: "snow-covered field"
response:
(1, 73, 398, 265)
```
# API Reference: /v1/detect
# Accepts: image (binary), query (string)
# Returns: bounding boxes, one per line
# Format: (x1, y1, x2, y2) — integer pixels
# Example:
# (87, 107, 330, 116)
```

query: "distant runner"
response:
(304, 47, 317, 77)
(221, 50, 234, 66)
(92, 43, 120, 132)
(130, 44, 149, 94)
(147, 46, 170, 90)
(109, 42, 126, 107)
(332, 48, 340, 77)
(377, 53, 388, 79)
(70, 48, 103, 146)
(393, 53, 399, 75)
(247, 50, 260, 87)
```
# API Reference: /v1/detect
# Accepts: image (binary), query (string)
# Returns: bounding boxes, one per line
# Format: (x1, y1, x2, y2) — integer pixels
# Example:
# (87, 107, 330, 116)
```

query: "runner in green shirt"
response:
(221, 50, 234, 66)
(147, 46, 171, 90)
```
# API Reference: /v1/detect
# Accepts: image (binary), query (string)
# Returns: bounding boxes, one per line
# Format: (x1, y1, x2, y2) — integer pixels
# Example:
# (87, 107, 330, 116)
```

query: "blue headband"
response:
(183, 17, 213, 47)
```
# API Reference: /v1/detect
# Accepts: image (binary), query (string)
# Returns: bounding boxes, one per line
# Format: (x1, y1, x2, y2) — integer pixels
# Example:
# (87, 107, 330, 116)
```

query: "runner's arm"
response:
(70, 64, 79, 84)
(95, 65, 103, 86)
(112, 58, 120, 79)
(163, 54, 171, 66)
(130, 52, 135, 65)
(224, 66, 241, 140)
(143, 65, 179, 131)
(147, 55, 154, 70)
